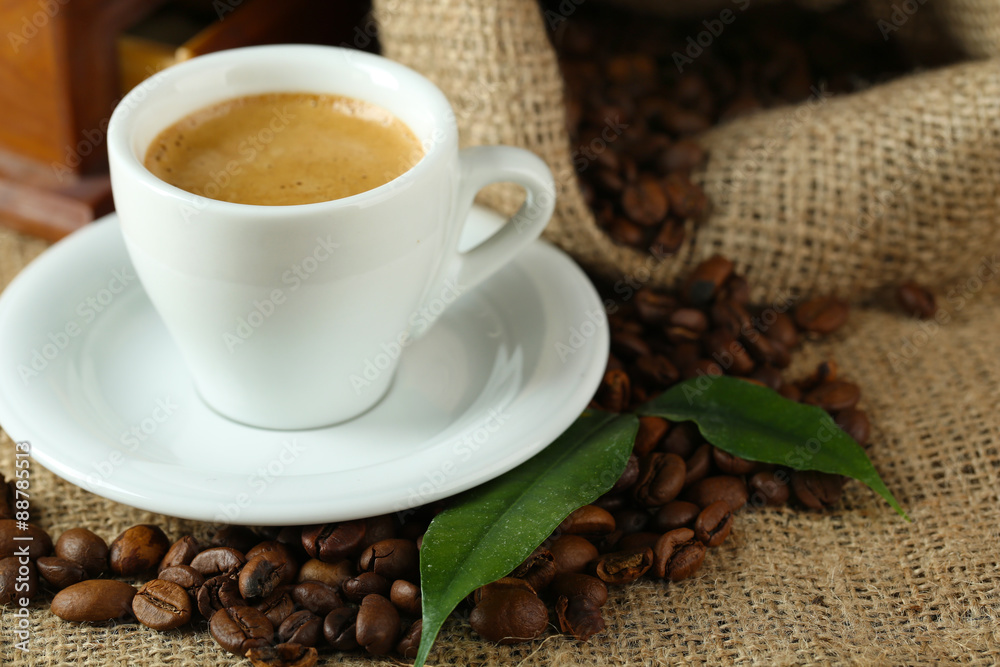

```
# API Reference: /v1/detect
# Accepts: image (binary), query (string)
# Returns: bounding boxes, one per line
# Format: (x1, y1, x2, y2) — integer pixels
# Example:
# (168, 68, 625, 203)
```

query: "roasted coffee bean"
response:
(634, 453, 686, 507)
(278, 610, 322, 646)
(712, 447, 757, 475)
(651, 220, 686, 256)
(550, 572, 608, 606)
(558, 505, 616, 535)
(741, 331, 778, 366)
(766, 312, 800, 349)
(358, 538, 419, 582)
(210, 605, 273, 656)
(510, 548, 557, 593)
(240, 554, 285, 600)
(109, 524, 169, 576)
(255, 588, 295, 628)
(56, 527, 107, 576)
(360, 515, 399, 551)
(613, 508, 650, 534)
(275, 526, 308, 560)
(804, 380, 861, 412)
(51, 579, 136, 622)
(835, 407, 872, 446)
(694, 501, 734, 547)
(622, 177, 668, 226)
(896, 280, 937, 319)
(0, 556, 37, 604)
(246, 643, 318, 667)
(660, 422, 700, 458)
(769, 341, 793, 369)
(342, 571, 390, 603)
(615, 531, 660, 552)
(158, 535, 200, 573)
(682, 255, 733, 305)
(684, 443, 713, 486)
(133, 579, 192, 630)
(711, 299, 753, 336)
(611, 330, 652, 360)
(779, 384, 802, 402)
(634, 417, 668, 456)
(292, 580, 342, 615)
(297, 558, 354, 588)
(610, 454, 641, 493)
(652, 500, 702, 532)
(596, 369, 631, 411)
(653, 528, 706, 580)
(158, 564, 204, 600)
(750, 363, 784, 390)
(720, 274, 751, 306)
(356, 593, 402, 655)
(0, 520, 52, 559)
(190, 546, 246, 578)
(36, 556, 86, 590)
(197, 573, 246, 619)
(211, 525, 259, 554)
(668, 307, 708, 336)
(593, 492, 629, 513)
(704, 328, 755, 375)
(390, 579, 422, 616)
(794, 296, 850, 334)
(683, 358, 725, 380)
(397, 620, 423, 659)
(556, 594, 606, 640)
(608, 218, 646, 246)
(549, 535, 599, 574)
(469, 586, 547, 645)
(245, 541, 297, 586)
(748, 470, 792, 506)
(634, 289, 677, 325)
(634, 354, 681, 387)
(301, 521, 367, 562)
(323, 607, 360, 650)
(592, 547, 653, 584)
(791, 470, 844, 510)
(473, 577, 536, 605)
(686, 475, 749, 511)
(662, 172, 707, 219)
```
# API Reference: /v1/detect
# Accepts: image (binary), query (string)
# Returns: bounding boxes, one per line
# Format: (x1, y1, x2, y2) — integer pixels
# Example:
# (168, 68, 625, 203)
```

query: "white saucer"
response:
(0, 206, 608, 525)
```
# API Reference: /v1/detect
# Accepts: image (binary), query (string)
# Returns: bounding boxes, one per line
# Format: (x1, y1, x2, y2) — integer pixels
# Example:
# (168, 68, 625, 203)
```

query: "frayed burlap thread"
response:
(3, 223, 1000, 663)
(377, 0, 1000, 303)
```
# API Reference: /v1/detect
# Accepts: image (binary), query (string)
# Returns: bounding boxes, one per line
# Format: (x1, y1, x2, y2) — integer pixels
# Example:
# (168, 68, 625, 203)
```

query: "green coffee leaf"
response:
(413, 410, 638, 667)
(639, 375, 909, 520)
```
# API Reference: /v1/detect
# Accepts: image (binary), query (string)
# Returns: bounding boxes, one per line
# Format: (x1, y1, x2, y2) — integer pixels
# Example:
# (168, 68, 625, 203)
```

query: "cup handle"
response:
(412, 146, 555, 336)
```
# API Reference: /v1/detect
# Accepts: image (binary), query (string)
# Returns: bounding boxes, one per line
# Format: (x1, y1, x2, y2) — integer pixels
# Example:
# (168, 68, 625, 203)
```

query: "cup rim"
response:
(108, 44, 457, 216)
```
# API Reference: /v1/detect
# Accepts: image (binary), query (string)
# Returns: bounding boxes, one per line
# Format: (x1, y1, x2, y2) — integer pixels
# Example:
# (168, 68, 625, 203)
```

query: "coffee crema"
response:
(144, 92, 424, 206)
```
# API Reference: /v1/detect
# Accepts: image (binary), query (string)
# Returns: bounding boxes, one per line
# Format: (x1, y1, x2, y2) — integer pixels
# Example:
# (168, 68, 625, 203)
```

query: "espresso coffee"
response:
(144, 93, 423, 206)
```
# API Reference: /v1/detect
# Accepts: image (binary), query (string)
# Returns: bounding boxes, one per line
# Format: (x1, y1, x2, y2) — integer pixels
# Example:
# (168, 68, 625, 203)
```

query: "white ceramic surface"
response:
(108, 45, 556, 428)
(0, 208, 609, 525)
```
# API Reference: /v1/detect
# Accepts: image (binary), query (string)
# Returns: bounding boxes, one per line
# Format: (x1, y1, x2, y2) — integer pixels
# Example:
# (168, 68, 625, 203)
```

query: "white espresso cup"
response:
(108, 45, 555, 430)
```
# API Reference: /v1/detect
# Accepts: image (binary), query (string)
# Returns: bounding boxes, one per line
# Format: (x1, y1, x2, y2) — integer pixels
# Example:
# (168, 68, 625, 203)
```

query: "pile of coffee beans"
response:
(1, 252, 878, 660)
(459, 253, 871, 643)
(1, 519, 429, 665)
(548, 1, 932, 254)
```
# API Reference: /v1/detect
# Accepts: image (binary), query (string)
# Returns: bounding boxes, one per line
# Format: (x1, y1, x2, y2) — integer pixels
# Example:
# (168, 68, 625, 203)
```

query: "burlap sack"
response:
(376, 0, 1000, 303)
(2, 220, 999, 664)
